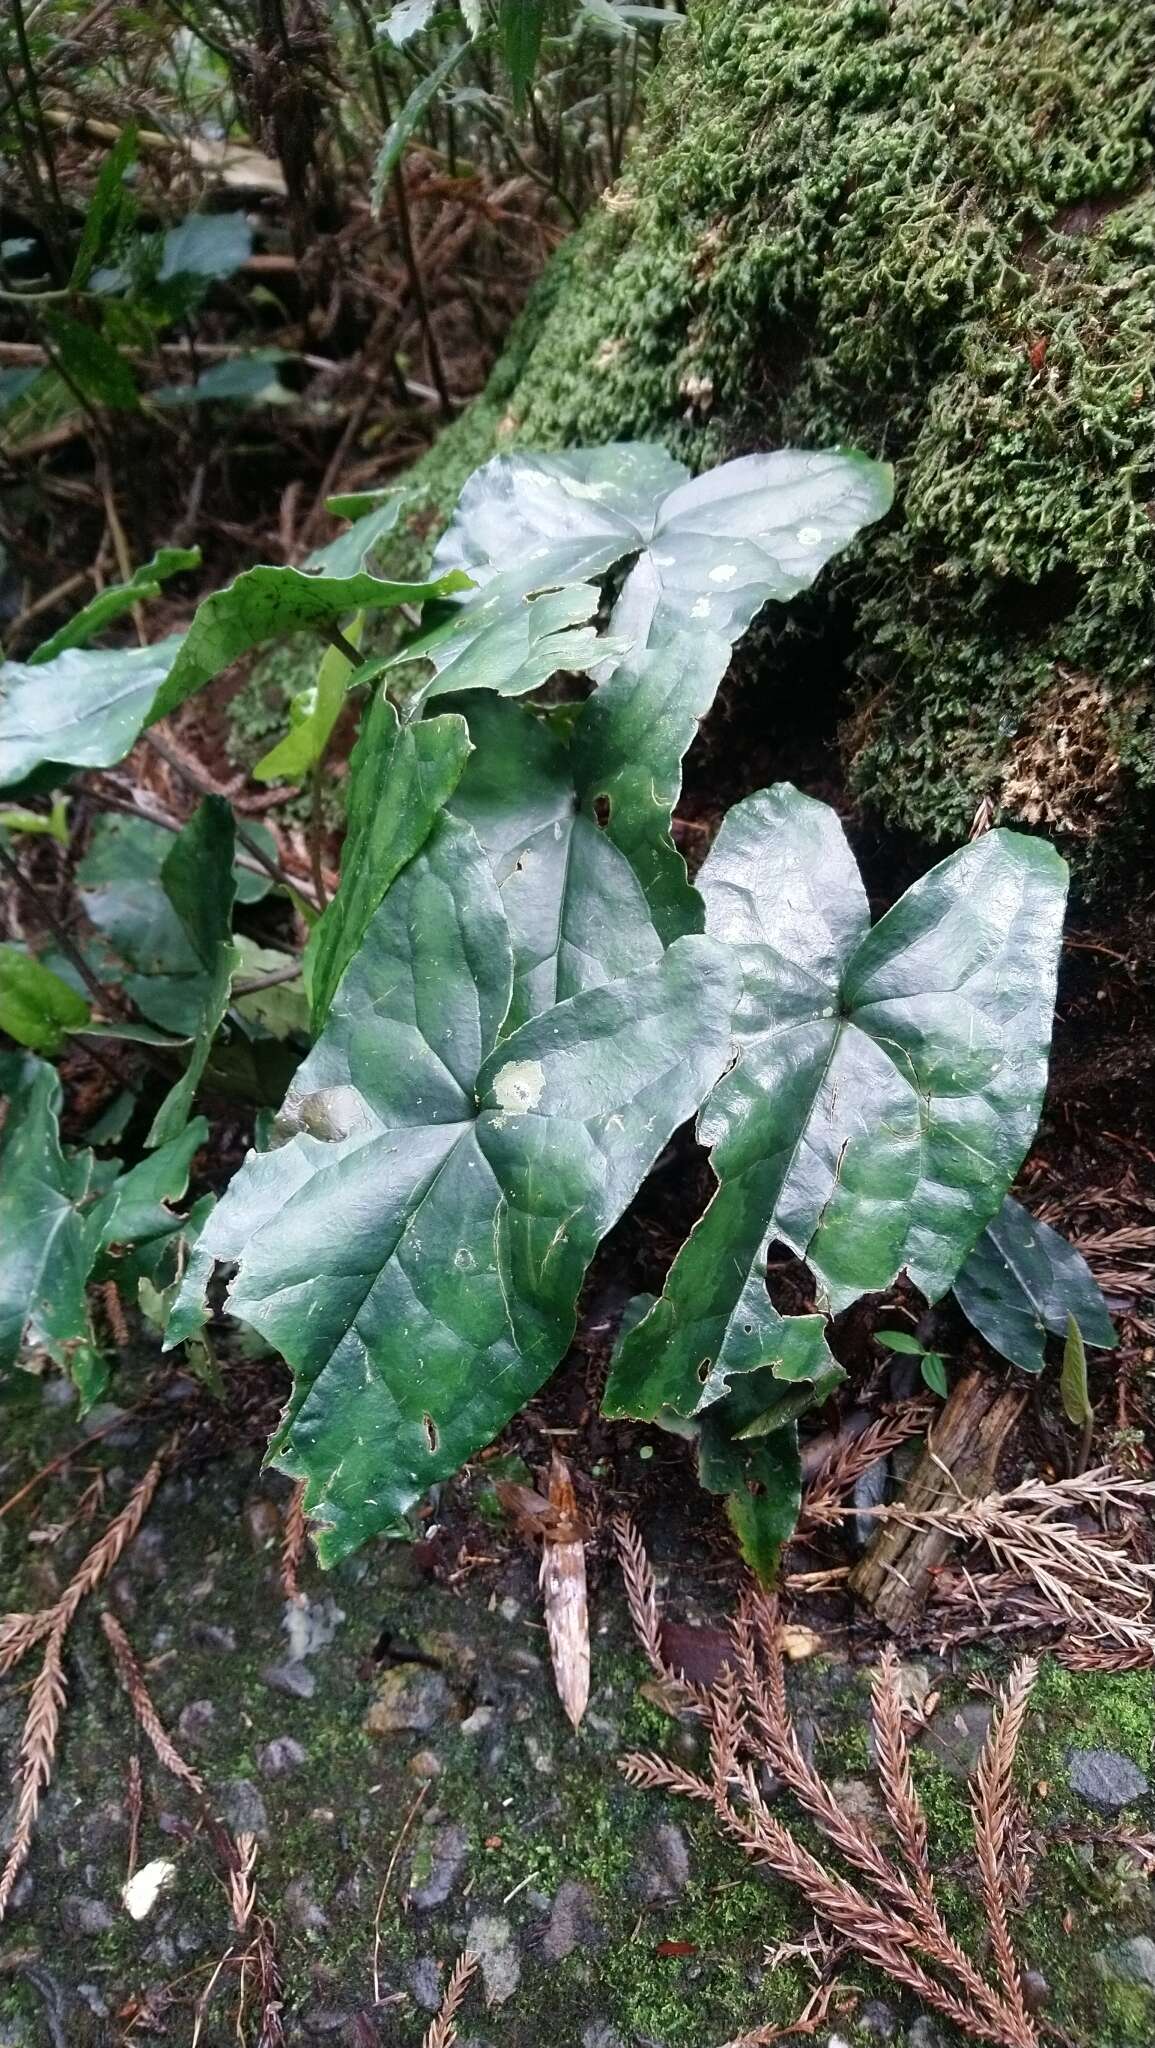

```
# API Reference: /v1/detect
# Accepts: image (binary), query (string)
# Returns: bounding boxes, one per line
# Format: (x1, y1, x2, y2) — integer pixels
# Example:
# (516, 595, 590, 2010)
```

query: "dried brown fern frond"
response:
(970, 1660, 1038, 2039)
(100, 1609, 207, 1800)
(0, 1440, 173, 1679)
(799, 1404, 934, 1532)
(421, 1949, 480, 2048)
(618, 1529, 1042, 2048)
(867, 1469, 1155, 1666)
(0, 1614, 68, 1920)
(612, 1512, 708, 1712)
(280, 1480, 309, 1604)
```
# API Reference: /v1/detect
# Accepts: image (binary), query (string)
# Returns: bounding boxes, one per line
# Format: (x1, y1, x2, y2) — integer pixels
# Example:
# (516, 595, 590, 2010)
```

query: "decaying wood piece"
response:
(848, 1371, 1025, 1628)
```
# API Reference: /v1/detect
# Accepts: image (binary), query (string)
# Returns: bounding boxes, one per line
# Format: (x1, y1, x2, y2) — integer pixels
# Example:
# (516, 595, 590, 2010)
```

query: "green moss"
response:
(483, 0, 1155, 871)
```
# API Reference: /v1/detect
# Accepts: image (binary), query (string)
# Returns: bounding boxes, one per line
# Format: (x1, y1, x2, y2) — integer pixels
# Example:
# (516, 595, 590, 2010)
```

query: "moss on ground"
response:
(341, 0, 1155, 879)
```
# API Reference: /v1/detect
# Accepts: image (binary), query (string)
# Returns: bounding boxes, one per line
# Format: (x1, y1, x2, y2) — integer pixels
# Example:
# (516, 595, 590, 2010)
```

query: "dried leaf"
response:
(540, 1455, 589, 1729)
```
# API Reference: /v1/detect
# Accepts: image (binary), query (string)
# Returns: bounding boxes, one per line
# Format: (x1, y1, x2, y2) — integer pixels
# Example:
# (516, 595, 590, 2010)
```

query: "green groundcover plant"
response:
(0, 442, 1116, 1571)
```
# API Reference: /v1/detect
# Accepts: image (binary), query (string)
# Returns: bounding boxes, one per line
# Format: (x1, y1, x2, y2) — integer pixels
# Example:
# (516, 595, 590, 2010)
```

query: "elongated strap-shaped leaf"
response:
(953, 1195, 1116, 1372)
(168, 814, 739, 1561)
(0, 501, 467, 790)
(305, 690, 472, 1026)
(30, 548, 200, 664)
(605, 787, 1067, 1423)
(445, 695, 662, 1035)
(146, 798, 239, 1148)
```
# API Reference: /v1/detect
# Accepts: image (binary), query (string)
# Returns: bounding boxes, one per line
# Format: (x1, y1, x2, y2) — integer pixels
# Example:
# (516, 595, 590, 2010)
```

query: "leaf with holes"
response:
(166, 813, 739, 1561)
(605, 786, 1067, 1428)
(952, 1195, 1116, 1373)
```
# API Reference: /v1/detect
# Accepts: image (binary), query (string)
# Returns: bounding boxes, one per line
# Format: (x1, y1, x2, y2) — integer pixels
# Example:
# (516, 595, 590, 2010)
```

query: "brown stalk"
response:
(421, 1949, 480, 2048)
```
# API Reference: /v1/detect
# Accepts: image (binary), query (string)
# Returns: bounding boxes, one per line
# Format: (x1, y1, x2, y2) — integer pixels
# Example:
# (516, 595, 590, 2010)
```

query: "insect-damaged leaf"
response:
(605, 785, 1067, 1427)
(167, 814, 738, 1562)
(952, 1194, 1116, 1373)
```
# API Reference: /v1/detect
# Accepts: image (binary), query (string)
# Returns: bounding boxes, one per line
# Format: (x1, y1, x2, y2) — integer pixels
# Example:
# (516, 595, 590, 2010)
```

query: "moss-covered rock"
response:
(438, 0, 1155, 869)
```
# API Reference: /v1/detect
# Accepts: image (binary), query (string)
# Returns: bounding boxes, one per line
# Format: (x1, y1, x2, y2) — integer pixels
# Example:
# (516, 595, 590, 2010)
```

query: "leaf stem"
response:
(142, 731, 322, 911)
(308, 765, 329, 910)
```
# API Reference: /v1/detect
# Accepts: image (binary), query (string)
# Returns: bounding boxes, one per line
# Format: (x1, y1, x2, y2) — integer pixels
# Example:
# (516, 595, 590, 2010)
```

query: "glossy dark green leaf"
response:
(697, 1401, 803, 1583)
(445, 695, 662, 1034)
(78, 812, 269, 1033)
(0, 1054, 94, 1374)
(30, 548, 201, 664)
(952, 1194, 1116, 1373)
(168, 813, 739, 1561)
(89, 1117, 207, 1256)
(426, 445, 892, 942)
(606, 788, 1067, 1425)
(398, 577, 610, 709)
(145, 799, 238, 1148)
(305, 690, 472, 1026)
(0, 947, 90, 1052)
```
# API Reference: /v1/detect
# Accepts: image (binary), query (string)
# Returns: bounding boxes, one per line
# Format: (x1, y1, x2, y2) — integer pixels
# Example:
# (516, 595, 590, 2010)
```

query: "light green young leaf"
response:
(253, 612, 364, 782)
(31, 548, 201, 664)
(875, 1329, 924, 1356)
(168, 814, 739, 1561)
(605, 786, 1067, 1426)
(0, 796, 69, 843)
(145, 798, 239, 1148)
(305, 689, 472, 1026)
(0, 947, 90, 1053)
(1059, 1315, 1091, 1426)
(920, 1352, 949, 1398)
(952, 1195, 1116, 1373)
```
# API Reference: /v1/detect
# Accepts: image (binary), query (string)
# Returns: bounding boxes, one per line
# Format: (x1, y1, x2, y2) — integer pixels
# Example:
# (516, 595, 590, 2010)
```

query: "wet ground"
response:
(1, 1379, 1154, 2048)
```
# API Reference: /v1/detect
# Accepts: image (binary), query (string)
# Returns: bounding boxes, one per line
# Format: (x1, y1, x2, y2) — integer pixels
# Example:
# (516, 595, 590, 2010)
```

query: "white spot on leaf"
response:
(690, 596, 712, 619)
(491, 1059, 546, 1112)
(797, 524, 822, 546)
(708, 562, 738, 583)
